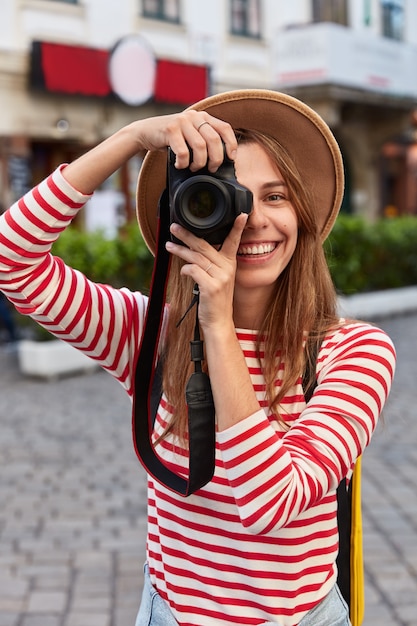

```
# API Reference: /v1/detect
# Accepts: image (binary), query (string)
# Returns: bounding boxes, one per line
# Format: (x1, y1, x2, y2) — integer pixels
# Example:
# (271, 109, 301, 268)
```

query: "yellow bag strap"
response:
(349, 456, 365, 626)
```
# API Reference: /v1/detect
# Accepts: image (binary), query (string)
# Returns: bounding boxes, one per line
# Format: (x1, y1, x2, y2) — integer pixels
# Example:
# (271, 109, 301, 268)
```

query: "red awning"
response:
(40, 41, 111, 97)
(154, 59, 209, 105)
(30, 41, 209, 104)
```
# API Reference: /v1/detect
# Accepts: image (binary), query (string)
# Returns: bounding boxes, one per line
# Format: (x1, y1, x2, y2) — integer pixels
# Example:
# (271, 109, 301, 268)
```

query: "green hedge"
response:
(52, 222, 154, 292)
(50, 215, 417, 297)
(23, 214, 417, 294)
(15, 224, 154, 339)
(13, 214, 417, 339)
(324, 215, 417, 294)
(14, 215, 416, 340)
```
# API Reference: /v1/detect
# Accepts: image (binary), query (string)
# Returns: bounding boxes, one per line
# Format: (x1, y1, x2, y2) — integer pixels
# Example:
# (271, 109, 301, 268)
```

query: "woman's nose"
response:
(246, 202, 268, 228)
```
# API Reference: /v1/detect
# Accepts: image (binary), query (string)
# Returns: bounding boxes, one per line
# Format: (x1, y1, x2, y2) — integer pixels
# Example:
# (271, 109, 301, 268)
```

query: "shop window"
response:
(230, 0, 261, 38)
(312, 0, 348, 25)
(380, 0, 404, 40)
(142, 0, 180, 22)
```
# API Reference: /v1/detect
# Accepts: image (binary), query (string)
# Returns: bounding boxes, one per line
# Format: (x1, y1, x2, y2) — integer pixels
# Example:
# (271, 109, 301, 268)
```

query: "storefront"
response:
(0, 37, 209, 232)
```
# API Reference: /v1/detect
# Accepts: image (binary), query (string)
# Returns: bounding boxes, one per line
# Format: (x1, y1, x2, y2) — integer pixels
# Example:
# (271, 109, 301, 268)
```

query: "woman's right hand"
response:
(132, 109, 237, 172)
(63, 110, 237, 195)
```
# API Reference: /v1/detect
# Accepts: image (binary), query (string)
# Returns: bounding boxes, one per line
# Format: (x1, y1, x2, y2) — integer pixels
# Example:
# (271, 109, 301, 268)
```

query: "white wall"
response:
(265, 0, 310, 29)
(85, 0, 133, 48)
(405, 0, 417, 45)
(0, 0, 16, 49)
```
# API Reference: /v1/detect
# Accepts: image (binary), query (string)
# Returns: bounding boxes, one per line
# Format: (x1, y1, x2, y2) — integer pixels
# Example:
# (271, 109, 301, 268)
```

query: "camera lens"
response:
(186, 188, 217, 220)
(176, 177, 230, 232)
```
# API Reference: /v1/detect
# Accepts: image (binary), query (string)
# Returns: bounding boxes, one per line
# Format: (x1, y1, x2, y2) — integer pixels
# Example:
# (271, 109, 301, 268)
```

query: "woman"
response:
(0, 90, 395, 626)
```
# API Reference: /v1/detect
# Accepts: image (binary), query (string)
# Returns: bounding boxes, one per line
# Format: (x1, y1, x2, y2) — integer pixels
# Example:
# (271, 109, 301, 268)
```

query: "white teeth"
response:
(238, 243, 276, 255)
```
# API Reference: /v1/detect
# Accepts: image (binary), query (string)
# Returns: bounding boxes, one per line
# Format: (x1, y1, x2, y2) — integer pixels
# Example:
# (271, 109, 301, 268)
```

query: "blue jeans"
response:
(297, 584, 350, 626)
(135, 564, 351, 625)
(135, 564, 178, 625)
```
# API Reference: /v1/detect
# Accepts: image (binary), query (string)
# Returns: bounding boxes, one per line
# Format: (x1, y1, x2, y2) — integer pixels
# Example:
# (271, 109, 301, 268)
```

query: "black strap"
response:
(132, 190, 216, 497)
(303, 343, 351, 608)
(336, 477, 352, 608)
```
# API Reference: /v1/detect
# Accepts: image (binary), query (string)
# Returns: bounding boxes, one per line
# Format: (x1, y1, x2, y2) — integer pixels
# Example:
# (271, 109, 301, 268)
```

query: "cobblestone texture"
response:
(0, 311, 416, 625)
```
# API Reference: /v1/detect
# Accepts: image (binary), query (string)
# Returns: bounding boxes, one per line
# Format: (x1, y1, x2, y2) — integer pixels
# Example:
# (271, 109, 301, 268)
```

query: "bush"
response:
(46, 215, 417, 297)
(14, 214, 417, 340)
(54, 216, 417, 297)
(15, 224, 155, 340)
(52, 222, 154, 292)
(324, 215, 417, 294)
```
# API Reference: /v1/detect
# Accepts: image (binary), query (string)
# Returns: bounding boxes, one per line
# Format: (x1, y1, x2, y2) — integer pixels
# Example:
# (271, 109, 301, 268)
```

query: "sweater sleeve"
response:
(216, 323, 396, 534)
(0, 166, 149, 394)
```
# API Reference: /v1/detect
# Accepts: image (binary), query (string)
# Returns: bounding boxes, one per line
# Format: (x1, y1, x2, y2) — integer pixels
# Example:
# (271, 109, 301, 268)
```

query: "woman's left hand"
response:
(166, 213, 248, 331)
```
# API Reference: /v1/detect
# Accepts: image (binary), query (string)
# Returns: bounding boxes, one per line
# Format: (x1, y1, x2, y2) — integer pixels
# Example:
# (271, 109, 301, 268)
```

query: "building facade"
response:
(1, 0, 417, 226)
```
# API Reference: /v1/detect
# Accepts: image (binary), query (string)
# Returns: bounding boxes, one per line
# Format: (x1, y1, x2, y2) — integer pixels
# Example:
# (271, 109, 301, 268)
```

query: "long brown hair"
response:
(161, 129, 340, 442)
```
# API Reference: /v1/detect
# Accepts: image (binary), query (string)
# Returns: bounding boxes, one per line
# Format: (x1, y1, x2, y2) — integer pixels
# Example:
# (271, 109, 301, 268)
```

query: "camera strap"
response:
(132, 189, 216, 497)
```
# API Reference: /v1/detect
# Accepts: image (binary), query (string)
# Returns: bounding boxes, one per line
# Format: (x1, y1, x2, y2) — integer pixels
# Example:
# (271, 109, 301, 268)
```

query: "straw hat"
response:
(136, 89, 344, 255)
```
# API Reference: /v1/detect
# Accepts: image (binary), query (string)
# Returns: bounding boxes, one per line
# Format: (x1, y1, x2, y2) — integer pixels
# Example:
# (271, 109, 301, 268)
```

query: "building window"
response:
(230, 0, 261, 38)
(142, 0, 180, 22)
(381, 0, 404, 40)
(312, 0, 348, 25)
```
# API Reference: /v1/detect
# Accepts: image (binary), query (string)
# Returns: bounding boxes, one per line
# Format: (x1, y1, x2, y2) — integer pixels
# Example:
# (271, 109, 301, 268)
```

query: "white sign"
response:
(85, 191, 125, 239)
(109, 35, 156, 106)
(275, 23, 417, 99)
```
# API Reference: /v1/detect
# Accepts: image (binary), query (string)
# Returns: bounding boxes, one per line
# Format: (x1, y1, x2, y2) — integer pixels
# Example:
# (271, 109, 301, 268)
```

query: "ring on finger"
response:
(205, 262, 213, 273)
(197, 121, 210, 132)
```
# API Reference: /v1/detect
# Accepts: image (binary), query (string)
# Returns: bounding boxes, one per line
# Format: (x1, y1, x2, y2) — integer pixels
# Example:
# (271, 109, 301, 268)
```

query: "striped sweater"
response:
(0, 167, 396, 626)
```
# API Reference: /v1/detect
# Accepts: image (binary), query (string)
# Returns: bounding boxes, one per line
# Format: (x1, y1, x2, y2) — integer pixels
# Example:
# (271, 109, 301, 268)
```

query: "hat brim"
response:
(136, 89, 344, 255)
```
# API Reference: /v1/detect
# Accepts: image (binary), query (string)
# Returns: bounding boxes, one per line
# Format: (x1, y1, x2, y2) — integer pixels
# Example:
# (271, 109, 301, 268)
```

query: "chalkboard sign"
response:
(8, 155, 31, 202)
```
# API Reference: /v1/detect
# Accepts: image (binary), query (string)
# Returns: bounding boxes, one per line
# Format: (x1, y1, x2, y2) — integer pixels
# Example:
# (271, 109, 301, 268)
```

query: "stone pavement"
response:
(0, 349, 146, 626)
(0, 305, 417, 625)
(359, 312, 417, 626)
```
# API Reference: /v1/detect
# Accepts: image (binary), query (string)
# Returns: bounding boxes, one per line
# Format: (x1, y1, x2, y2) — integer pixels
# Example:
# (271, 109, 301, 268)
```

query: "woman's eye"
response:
(268, 193, 285, 202)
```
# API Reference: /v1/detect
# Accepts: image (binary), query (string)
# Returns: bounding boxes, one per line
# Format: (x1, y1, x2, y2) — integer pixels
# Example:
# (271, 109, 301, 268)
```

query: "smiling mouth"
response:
(237, 243, 277, 256)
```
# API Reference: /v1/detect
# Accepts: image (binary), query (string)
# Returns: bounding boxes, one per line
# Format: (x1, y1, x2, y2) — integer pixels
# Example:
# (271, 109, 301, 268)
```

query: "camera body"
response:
(167, 147, 253, 245)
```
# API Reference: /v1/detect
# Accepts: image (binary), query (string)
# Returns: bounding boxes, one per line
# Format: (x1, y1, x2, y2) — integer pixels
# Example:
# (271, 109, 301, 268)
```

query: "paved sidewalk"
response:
(360, 312, 417, 625)
(0, 351, 146, 626)
(338, 285, 417, 321)
(0, 298, 416, 625)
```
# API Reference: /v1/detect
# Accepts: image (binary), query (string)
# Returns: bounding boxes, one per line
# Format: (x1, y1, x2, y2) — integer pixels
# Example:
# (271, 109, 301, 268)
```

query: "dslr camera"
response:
(167, 146, 253, 245)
